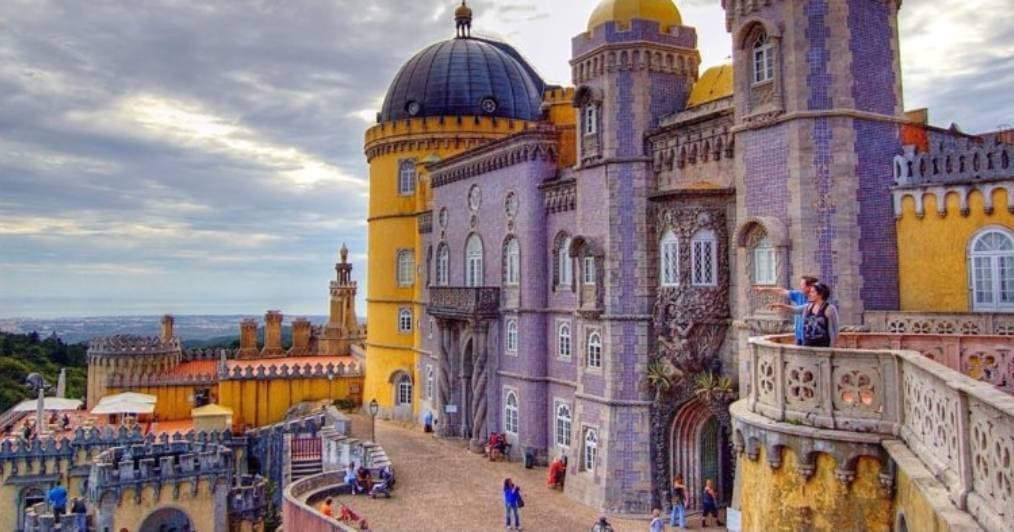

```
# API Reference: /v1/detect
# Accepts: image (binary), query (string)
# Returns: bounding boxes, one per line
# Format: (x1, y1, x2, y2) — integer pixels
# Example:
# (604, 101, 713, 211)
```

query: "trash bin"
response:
(524, 447, 535, 469)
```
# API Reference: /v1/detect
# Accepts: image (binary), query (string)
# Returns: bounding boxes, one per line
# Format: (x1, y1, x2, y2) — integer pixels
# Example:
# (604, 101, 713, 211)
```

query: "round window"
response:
(480, 98, 498, 114)
(406, 101, 421, 116)
(468, 185, 482, 211)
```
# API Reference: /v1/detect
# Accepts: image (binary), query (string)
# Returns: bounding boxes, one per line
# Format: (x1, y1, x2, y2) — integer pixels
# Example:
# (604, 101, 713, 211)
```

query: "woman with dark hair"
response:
(771, 281, 839, 347)
(503, 478, 522, 530)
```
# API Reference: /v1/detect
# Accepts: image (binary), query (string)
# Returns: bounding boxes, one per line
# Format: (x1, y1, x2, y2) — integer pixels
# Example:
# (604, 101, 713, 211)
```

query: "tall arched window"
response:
(397, 249, 415, 287)
(584, 105, 597, 135)
(661, 230, 679, 286)
(504, 391, 519, 435)
(583, 428, 598, 471)
(752, 32, 774, 84)
(398, 308, 412, 333)
(505, 238, 520, 285)
(587, 332, 602, 368)
(466, 234, 484, 287)
(558, 323, 572, 359)
(396, 374, 413, 405)
(506, 319, 518, 354)
(558, 236, 573, 288)
(754, 236, 776, 285)
(691, 229, 718, 286)
(398, 160, 417, 195)
(436, 243, 450, 286)
(970, 229, 1014, 311)
(556, 403, 572, 447)
(425, 366, 434, 400)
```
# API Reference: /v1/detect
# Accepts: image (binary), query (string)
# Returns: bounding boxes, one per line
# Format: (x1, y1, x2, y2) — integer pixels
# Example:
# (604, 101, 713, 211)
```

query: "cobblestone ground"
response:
(320, 414, 726, 532)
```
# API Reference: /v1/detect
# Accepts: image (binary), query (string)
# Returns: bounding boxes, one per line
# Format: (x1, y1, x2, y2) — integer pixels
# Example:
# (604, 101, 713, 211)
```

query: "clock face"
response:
(481, 98, 497, 114)
(406, 101, 421, 116)
(468, 185, 482, 210)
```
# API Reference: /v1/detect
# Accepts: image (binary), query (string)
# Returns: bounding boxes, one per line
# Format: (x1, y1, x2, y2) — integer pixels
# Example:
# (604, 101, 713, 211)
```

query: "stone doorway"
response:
(669, 399, 732, 511)
(139, 507, 194, 532)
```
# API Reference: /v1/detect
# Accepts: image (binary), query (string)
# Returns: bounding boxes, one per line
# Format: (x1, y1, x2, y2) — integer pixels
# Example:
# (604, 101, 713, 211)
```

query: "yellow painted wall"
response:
(898, 188, 1014, 311)
(109, 385, 202, 422)
(892, 466, 952, 532)
(104, 480, 219, 532)
(0, 455, 88, 532)
(364, 115, 534, 413)
(217, 376, 362, 428)
(737, 446, 891, 531)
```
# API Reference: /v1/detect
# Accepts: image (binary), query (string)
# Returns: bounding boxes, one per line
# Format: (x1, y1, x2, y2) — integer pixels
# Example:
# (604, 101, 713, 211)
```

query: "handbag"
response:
(516, 490, 525, 508)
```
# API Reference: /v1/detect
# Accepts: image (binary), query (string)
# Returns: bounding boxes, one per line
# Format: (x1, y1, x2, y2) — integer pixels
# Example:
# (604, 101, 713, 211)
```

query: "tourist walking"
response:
(755, 275, 817, 345)
(48, 483, 67, 525)
(423, 409, 434, 433)
(670, 473, 687, 529)
(503, 478, 523, 530)
(649, 508, 665, 532)
(701, 479, 723, 527)
(71, 496, 87, 532)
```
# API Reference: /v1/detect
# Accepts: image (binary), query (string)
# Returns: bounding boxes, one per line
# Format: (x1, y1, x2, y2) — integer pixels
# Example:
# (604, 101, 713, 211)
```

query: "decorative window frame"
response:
(581, 426, 598, 472)
(398, 159, 417, 196)
(436, 243, 450, 286)
(753, 236, 777, 286)
(735, 19, 784, 119)
(503, 388, 520, 436)
(555, 233, 574, 291)
(425, 365, 435, 400)
(691, 229, 718, 287)
(735, 217, 791, 316)
(584, 104, 598, 136)
(967, 225, 1014, 312)
(397, 307, 413, 334)
(583, 256, 596, 285)
(504, 237, 521, 286)
(660, 230, 680, 287)
(505, 318, 519, 354)
(396, 248, 415, 287)
(554, 400, 573, 449)
(557, 320, 573, 361)
(394, 373, 413, 405)
(465, 233, 484, 288)
(586, 329, 603, 369)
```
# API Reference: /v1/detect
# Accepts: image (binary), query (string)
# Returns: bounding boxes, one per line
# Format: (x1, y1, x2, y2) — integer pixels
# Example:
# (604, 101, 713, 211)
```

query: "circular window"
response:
(438, 207, 449, 228)
(406, 101, 421, 116)
(480, 98, 498, 114)
(505, 191, 519, 219)
(468, 185, 482, 211)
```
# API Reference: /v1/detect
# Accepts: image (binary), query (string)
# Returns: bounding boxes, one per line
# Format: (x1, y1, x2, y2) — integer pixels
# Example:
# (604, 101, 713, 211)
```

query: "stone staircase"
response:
(290, 456, 323, 482)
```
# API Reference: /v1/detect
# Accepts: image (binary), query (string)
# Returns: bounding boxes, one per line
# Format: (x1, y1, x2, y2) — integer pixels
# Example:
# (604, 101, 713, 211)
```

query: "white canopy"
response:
(11, 397, 82, 413)
(90, 392, 157, 415)
(97, 392, 156, 404)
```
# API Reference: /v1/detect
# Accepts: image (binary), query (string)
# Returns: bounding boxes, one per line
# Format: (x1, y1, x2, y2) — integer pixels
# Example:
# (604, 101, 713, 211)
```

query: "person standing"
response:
(423, 410, 434, 433)
(71, 497, 87, 532)
(756, 275, 817, 345)
(771, 282, 839, 347)
(48, 484, 68, 525)
(649, 508, 665, 532)
(670, 473, 687, 529)
(503, 478, 522, 530)
(701, 479, 723, 527)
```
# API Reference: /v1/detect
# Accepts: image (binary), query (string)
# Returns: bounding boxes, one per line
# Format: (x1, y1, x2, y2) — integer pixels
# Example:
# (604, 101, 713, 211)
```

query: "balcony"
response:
(428, 287, 501, 320)
(864, 310, 1014, 336)
(739, 333, 1013, 531)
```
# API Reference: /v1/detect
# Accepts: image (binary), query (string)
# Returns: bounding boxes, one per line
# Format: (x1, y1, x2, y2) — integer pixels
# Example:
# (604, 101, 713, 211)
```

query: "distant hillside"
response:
(0, 332, 87, 413)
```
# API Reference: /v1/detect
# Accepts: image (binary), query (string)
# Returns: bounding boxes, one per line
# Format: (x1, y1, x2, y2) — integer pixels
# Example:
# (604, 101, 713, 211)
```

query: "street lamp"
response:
(368, 399, 379, 442)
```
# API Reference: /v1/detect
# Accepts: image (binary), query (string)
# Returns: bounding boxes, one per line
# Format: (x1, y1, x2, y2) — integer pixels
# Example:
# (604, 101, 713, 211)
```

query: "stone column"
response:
(470, 321, 490, 449)
(436, 322, 453, 437)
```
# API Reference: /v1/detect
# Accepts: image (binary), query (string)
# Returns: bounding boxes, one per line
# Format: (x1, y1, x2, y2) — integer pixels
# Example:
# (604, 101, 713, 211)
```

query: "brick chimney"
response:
(261, 310, 284, 357)
(289, 318, 312, 356)
(161, 314, 175, 343)
(238, 319, 259, 359)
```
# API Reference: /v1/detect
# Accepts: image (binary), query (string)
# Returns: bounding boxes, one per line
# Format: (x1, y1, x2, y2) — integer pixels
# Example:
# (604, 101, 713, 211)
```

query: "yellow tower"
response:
(363, 1, 548, 417)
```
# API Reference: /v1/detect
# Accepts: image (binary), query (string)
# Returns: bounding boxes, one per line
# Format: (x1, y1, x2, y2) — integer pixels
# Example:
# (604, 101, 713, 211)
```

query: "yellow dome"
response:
(587, 0, 683, 32)
(686, 63, 733, 108)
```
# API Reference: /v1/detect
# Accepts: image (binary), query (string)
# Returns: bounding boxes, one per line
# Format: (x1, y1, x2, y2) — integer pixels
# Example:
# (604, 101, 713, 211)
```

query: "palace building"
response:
(363, 0, 1012, 528)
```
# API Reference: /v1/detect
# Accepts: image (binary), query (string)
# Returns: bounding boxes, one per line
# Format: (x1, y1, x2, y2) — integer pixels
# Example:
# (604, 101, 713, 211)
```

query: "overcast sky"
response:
(1, 0, 1011, 318)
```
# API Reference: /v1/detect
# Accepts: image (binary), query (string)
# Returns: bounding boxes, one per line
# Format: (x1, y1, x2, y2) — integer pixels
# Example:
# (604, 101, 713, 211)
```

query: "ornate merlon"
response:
(893, 133, 1012, 188)
(541, 177, 577, 213)
(739, 334, 1014, 530)
(427, 287, 501, 320)
(222, 360, 362, 381)
(87, 335, 182, 357)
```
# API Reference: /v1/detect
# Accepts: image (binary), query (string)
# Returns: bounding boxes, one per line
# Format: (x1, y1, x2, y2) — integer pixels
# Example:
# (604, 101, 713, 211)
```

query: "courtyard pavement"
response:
(329, 414, 726, 532)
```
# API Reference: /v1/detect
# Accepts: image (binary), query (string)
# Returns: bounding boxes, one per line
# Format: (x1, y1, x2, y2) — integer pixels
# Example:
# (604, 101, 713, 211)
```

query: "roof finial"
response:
(339, 242, 349, 264)
(455, 1, 473, 38)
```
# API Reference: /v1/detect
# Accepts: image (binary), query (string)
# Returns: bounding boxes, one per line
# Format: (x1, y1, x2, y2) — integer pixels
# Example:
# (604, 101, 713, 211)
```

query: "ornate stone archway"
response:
(139, 506, 194, 532)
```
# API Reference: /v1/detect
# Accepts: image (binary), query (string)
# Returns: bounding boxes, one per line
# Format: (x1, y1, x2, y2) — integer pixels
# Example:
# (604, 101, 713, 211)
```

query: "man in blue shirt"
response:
(48, 484, 67, 524)
(756, 276, 818, 345)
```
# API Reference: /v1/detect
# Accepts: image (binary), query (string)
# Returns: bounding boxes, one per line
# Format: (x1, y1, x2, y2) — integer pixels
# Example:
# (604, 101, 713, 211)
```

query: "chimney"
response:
(161, 314, 175, 342)
(261, 310, 284, 357)
(238, 319, 259, 359)
(289, 318, 312, 356)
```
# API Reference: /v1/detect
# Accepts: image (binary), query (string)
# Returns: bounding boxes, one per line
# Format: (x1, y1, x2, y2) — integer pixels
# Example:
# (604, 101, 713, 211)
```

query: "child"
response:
(701, 479, 723, 527)
(649, 508, 665, 532)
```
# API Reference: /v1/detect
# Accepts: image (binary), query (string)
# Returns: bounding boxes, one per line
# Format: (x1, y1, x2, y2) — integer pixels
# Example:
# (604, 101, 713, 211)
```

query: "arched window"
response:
(583, 428, 598, 471)
(436, 244, 450, 286)
(466, 234, 484, 287)
(505, 238, 520, 285)
(754, 236, 776, 285)
(504, 391, 519, 435)
(691, 229, 717, 286)
(558, 323, 572, 359)
(970, 229, 1014, 311)
(396, 374, 413, 405)
(426, 365, 434, 400)
(427, 318, 435, 339)
(506, 319, 518, 353)
(397, 249, 414, 287)
(584, 105, 597, 135)
(661, 230, 679, 286)
(583, 256, 596, 285)
(398, 308, 412, 333)
(556, 403, 572, 447)
(752, 32, 774, 84)
(398, 160, 417, 195)
(587, 332, 602, 368)
(558, 236, 573, 288)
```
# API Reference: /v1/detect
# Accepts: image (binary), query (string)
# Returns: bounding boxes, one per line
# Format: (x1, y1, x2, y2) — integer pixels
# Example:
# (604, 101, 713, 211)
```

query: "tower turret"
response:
(161, 314, 175, 342)
(321, 243, 359, 356)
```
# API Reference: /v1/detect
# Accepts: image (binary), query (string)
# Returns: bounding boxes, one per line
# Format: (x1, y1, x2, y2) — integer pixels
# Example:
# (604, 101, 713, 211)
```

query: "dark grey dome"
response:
(379, 37, 546, 123)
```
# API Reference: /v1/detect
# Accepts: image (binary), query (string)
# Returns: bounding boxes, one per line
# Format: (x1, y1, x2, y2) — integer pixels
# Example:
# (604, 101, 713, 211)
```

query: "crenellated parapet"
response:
(229, 474, 270, 522)
(88, 335, 182, 357)
(108, 371, 219, 388)
(222, 360, 362, 381)
(183, 347, 236, 361)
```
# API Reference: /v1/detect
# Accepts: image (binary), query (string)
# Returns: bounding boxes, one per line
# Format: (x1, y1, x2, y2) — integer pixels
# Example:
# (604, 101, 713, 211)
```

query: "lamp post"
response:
(368, 399, 379, 443)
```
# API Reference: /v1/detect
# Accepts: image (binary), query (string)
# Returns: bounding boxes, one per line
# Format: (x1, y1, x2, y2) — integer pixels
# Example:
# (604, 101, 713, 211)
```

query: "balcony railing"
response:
(864, 310, 1014, 336)
(428, 287, 501, 320)
(745, 334, 1013, 531)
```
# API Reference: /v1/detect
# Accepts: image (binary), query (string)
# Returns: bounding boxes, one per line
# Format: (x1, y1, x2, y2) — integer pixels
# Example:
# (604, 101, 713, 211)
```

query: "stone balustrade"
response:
(428, 287, 501, 320)
(837, 332, 1013, 394)
(744, 334, 1014, 531)
(864, 310, 1014, 337)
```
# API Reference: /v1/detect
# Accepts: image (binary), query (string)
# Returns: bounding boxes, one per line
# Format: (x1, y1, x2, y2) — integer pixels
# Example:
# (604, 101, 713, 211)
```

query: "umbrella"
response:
(11, 397, 82, 413)
(96, 392, 156, 404)
(90, 401, 155, 415)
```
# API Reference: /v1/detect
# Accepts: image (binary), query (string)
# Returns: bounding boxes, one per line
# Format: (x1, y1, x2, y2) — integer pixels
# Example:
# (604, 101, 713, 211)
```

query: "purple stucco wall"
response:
(572, 19, 697, 58)
(742, 125, 790, 222)
(849, 0, 897, 115)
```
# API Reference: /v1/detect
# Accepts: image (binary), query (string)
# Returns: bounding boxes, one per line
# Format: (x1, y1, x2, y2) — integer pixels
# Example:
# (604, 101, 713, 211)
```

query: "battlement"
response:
(0, 426, 239, 463)
(88, 335, 182, 357)
(108, 370, 219, 388)
(223, 359, 362, 381)
(894, 131, 1013, 188)
(543, 86, 575, 105)
(183, 347, 236, 361)
(88, 439, 233, 500)
(229, 474, 270, 522)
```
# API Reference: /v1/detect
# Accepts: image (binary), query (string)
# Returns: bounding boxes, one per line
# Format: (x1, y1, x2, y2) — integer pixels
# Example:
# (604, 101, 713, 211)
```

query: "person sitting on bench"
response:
(355, 466, 373, 494)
